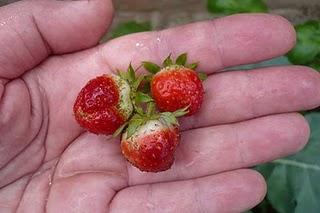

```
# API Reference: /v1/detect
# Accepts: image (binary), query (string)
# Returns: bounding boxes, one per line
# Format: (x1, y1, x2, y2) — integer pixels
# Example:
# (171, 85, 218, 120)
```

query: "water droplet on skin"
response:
(135, 42, 144, 47)
(0, 15, 19, 27)
(0, 21, 7, 26)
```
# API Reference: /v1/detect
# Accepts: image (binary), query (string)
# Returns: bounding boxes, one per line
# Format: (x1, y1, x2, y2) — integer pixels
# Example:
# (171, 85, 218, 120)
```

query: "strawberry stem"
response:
(146, 102, 156, 117)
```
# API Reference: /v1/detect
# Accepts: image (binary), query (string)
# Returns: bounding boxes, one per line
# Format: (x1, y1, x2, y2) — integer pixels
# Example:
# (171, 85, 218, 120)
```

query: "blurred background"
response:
(0, 0, 320, 213)
(109, 0, 320, 37)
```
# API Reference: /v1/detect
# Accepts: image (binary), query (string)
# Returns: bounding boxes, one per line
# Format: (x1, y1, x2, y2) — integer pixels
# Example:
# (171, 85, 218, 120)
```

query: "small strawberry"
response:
(143, 53, 206, 116)
(119, 104, 187, 172)
(73, 65, 143, 135)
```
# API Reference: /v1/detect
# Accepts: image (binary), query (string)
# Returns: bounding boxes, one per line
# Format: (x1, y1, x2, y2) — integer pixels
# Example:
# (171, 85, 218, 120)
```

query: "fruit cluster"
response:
(73, 53, 206, 172)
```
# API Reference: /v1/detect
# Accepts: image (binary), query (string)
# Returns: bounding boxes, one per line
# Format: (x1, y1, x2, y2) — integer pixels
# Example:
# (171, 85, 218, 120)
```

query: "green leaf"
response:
(176, 53, 187, 66)
(113, 122, 128, 138)
(144, 74, 153, 83)
(173, 106, 189, 117)
(228, 56, 292, 71)
(132, 75, 144, 91)
(258, 112, 320, 213)
(163, 54, 173, 67)
(133, 104, 145, 115)
(142, 61, 161, 74)
(287, 21, 320, 66)
(111, 21, 152, 39)
(146, 102, 155, 117)
(255, 163, 276, 180)
(309, 59, 320, 71)
(117, 70, 127, 80)
(135, 92, 153, 103)
(160, 112, 178, 127)
(127, 63, 136, 82)
(139, 75, 152, 93)
(249, 198, 277, 213)
(186, 62, 198, 70)
(197, 72, 208, 81)
(207, 0, 268, 15)
(126, 116, 144, 138)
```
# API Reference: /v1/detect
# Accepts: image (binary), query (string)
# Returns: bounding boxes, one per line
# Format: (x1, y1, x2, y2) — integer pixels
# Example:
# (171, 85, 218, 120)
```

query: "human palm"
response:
(1, 1, 320, 213)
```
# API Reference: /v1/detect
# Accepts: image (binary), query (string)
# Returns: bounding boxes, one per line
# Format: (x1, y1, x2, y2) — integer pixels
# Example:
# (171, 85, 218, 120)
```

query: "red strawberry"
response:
(73, 74, 133, 135)
(143, 53, 206, 116)
(121, 119, 179, 172)
(119, 104, 187, 172)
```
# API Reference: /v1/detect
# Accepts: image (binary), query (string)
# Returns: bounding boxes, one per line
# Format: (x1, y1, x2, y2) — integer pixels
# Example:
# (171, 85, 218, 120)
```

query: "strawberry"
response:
(73, 63, 146, 135)
(121, 119, 179, 172)
(143, 53, 206, 116)
(119, 104, 187, 172)
(73, 73, 133, 135)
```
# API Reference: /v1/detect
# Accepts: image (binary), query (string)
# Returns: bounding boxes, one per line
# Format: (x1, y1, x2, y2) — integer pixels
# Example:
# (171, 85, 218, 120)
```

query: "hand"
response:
(1, 1, 320, 212)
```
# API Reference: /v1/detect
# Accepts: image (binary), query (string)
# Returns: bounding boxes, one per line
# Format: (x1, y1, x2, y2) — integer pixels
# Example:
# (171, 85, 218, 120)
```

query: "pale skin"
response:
(0, 1, 320, 213)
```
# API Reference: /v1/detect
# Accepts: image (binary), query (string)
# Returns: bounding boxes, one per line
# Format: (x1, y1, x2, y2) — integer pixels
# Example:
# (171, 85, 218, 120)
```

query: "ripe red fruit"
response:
(73, 74, 133, 135)
(151, 66, 204, 115)
(121, 119, 180, 172)
(143, 53, 205, 116)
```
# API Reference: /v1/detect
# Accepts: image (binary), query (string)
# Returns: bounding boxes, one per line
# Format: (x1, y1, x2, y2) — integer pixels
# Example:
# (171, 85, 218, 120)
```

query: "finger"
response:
(46, 172, 117, 213)
(102, 13, 295, 73)
(45, 134, 127, 213)
(0, 0, 113, 79)
(110, 169, 266, 213)
(127, 113, 309, 185)
(181, 66, 320, 130)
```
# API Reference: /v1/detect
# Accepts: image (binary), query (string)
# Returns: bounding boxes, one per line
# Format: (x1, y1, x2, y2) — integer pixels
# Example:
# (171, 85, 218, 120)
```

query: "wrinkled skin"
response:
(0, 1, 320, 213)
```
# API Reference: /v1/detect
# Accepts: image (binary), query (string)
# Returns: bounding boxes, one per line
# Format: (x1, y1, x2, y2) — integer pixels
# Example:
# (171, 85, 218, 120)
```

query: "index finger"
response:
(102, 13, 296, 73)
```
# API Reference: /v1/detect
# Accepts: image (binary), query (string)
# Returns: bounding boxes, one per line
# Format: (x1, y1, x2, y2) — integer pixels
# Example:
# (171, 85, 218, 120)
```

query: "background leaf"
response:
(287, 20, 320, 69)
(309, 59, 320, 71)
(207, 0, 268, 15)
(111, 21, 152, 39)
(257, 112, 320, 213)
(229, 56, 292, 71)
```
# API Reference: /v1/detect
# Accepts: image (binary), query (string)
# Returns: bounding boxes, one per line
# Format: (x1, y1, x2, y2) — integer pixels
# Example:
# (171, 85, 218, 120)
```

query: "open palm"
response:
(1, 1, 320, 212)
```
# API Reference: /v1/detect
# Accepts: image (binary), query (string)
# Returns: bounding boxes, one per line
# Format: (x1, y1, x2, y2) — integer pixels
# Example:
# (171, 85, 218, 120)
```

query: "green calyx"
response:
(117, 63, 152, 115)
(114, 64, 155, 138)
(117, 63, 143, 91)
(142, 53, 207, 81)
(114, 102, 188, 139)
(112, 53, 198, 139)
